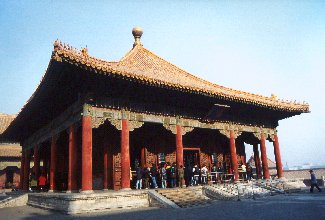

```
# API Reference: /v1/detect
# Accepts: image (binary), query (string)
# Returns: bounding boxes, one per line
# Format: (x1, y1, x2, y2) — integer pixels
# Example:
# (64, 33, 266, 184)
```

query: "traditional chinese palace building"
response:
(1, 28, 309, 192)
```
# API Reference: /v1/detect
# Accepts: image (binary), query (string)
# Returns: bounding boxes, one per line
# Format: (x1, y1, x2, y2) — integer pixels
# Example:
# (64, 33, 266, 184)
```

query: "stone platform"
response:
(28, 190, 151, 214)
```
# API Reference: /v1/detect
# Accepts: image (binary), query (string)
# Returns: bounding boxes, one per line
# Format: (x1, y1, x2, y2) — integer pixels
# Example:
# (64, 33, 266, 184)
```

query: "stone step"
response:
(157, 188, 212, 208)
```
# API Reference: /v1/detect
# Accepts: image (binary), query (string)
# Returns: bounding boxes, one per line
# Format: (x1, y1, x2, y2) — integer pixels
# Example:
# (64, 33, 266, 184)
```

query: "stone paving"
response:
(0, 188, 324, 220)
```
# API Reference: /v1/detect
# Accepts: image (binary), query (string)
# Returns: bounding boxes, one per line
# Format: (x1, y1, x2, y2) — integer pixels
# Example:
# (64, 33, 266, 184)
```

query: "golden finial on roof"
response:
(132, 26, 143, 47)
(271, 94, 277, 100)
(53, 39, 61, 51)
(81, 46, 88, 56)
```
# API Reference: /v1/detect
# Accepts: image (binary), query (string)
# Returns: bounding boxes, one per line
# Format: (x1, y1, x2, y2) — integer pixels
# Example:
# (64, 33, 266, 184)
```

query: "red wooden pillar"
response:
(107, 148, 113, 189)
(34, 145, 40, 180)
(20, 150, 25, 189)
(43, 152, 48, 182)
(273, 134, 283, 178)
(121, 119, 130, 189)
(49, 136, 57, 192)
(68, 124, 78, 192)
(176, 125, 183, 168)
(82, 115, 93, 192)
(229, 130, 239, 181)
(23, 150, 30, 191)
(103, 145, 109, 190)
(253, 144, 262, 179)
(260, 133, 270, 179)
(141, 146, 146, 167)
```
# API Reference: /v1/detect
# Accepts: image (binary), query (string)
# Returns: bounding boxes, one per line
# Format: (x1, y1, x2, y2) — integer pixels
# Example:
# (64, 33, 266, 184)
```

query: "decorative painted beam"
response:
(22, 101, 83, 150)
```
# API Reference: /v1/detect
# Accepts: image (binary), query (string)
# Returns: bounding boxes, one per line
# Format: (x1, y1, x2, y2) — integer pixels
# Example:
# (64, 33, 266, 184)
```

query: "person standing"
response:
(185, 163, 193, 186)
(241, 162, 247, 181)
(143, 167, 151, 189)
(160, 164, 167, 188)
(246, 164, 253, 181)
(192, 164, 200, 185)
(166, 162, 171, 187)
(38, 173, 47, 192)
(151, 164, 158, 189)
(201, 165, 208, 184)
(135, 166, 143, 189)
(178, 165, 185, 188)
(309, 170, 322, 193)
(29, 172, 37, 192)
(211, 163, 217, 184)
(170, 163, 177, 188)
(217, 162, 223, 183)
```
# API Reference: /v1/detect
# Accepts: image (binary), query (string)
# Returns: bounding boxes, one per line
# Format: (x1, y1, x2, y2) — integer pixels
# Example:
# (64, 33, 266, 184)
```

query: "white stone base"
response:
(27, 190, 150, 214)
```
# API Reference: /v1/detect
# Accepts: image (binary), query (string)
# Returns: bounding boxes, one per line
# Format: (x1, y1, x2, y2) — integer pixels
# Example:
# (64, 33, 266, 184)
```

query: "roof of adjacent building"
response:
(0, 114, 16, 135)
(0, 144, 21, 158)
(49, 27, 309, 113)
(247, 155, 277, 169)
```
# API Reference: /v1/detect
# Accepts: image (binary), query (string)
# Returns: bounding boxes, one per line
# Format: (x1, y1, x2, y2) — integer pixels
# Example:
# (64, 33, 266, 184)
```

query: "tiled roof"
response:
(51, 41, 309, 113)
(0, 114, 16, 134)
(0, 144, 21, 157)
(247, 155, 276, 169)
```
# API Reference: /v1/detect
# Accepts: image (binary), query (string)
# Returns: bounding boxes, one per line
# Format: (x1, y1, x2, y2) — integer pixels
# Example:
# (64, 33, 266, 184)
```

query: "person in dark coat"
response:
(151, 164, 158, 188)
(166, 162, 171, 187)
(246, 164, 253, 181)
(185, 162, 192, 186)
(135, 166, 143, 189)
(143, 167, 151, 189)
(170, 163, 177, 188)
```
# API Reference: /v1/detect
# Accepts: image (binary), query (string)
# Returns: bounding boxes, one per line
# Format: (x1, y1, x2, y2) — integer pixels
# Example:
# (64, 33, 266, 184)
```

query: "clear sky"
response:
(1, 1, 324, 167)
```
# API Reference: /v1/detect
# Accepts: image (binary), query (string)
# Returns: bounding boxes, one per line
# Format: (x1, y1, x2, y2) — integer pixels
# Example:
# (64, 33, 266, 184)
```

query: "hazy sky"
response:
(1, 1, 324, 167)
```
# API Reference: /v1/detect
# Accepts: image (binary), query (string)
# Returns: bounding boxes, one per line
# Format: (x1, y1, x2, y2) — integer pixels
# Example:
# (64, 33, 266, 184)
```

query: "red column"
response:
(103, 146, 109, 190)
(260, 133, 270, 179)
(68, 124, 78, 192)
(34, 145, 40, 180)
(49, 136, 57, 192)
(253, 144, 262, 179)
(23, 150, 30, 191)
(43, 152, 48, 184)
(273, 134, 283, 178)
(141, 146, 146, 167)
(82, 115, 93, 192)
(107, 148, 113, 189)
(19, 150, 25, 189)
(229, 130, 239, 181)
(176, 125, 183, 168)
(121, 119, 130, 189)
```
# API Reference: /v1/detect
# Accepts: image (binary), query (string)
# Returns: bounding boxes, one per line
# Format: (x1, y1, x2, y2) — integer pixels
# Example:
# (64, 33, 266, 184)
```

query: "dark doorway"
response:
(183, 149, 200, 186)
(183, 149, 200, 167)
(6, 170, 14, 187)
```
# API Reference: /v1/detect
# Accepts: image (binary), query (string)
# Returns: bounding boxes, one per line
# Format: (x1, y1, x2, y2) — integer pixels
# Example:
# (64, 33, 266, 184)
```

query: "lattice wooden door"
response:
(113, 153, 121, 190)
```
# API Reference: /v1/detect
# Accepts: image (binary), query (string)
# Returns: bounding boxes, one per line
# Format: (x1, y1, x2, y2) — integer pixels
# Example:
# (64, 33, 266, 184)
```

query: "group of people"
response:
(135, 162, 185, 189)
(133, 162, 230, 189)
(29, 171, 47, 192)
(239, 162, 253, 181)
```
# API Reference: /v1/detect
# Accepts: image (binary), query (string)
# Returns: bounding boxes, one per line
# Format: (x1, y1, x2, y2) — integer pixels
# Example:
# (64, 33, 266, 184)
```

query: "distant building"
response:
(0, 113, 21, 188)
(247, 155, 277, 177)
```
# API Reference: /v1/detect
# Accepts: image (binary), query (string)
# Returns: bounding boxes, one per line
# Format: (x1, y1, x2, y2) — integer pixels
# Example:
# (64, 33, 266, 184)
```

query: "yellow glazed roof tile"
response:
(50, 40, 309, 113)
